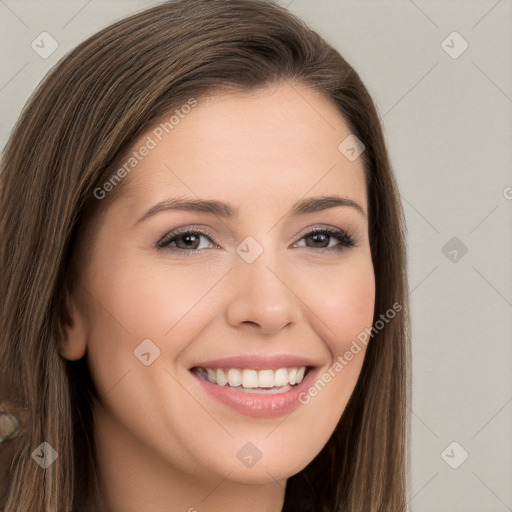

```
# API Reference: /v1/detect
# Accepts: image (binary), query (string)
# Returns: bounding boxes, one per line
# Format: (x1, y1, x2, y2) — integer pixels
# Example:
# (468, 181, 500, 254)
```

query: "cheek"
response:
(272, 258, 375, 454)
(83, 258, 229, 391)
(88, 255, 224, 337)
(303, 255, 375, 354)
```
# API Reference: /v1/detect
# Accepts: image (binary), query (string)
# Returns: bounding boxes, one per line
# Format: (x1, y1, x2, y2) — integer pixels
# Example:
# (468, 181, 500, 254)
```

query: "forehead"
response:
(116, 83, 367, 213)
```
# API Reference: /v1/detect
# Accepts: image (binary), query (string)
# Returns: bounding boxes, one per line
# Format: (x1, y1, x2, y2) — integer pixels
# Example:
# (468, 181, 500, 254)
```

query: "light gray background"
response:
(1, 1, 511, 510)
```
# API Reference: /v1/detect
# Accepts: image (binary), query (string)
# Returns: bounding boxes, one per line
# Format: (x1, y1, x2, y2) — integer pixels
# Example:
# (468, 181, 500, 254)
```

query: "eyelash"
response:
(156, 225, 356, 256)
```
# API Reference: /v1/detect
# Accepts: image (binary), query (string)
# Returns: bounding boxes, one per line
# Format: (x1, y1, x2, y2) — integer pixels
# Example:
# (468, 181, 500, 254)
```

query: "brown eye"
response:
(174, 233, 202, 250)
(305, 232, 331, 248)
(295, 227, 355, 252)
(157, 228, 217, 254)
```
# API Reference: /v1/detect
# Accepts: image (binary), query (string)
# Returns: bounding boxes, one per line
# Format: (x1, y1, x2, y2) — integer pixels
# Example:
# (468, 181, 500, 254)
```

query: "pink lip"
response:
(190, 364, 320, 419)
(190, 353, 318, 371)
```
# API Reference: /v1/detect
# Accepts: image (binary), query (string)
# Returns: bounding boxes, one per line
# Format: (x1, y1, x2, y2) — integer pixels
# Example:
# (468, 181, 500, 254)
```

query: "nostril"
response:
(242, 321, 259, 327)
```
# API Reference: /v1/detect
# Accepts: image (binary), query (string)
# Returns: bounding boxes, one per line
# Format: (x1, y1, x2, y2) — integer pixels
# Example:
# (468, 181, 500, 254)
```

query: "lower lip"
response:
(190, 368, 318, 418)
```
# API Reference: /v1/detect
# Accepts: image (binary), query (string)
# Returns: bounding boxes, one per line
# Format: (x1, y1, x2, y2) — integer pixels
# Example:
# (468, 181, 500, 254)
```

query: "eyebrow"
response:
(134, 194, 366, 226)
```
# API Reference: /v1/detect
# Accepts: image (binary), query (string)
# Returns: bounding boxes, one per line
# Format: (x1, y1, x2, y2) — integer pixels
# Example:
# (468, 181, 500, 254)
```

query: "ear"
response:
(58, 283, 88, 361)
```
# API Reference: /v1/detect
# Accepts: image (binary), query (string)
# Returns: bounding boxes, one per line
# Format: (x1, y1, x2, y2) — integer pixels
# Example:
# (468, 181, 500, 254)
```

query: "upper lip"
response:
(190, 353, 319, 371)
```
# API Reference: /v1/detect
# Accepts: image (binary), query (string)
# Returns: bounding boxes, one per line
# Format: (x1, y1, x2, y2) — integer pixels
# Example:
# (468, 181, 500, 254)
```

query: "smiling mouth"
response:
(191, 366, 311, 394)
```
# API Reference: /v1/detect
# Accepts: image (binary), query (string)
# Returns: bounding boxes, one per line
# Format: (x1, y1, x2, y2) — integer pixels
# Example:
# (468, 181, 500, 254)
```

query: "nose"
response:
(225, 247, 302, 335)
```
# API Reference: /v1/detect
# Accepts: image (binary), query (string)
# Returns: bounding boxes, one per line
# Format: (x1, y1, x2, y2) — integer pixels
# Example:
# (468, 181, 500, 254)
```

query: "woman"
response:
(0, 0, 410, 510)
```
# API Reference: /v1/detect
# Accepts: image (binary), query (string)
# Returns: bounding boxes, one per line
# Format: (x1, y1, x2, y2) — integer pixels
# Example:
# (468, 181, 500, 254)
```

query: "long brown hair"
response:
(0, 1, 410, 510)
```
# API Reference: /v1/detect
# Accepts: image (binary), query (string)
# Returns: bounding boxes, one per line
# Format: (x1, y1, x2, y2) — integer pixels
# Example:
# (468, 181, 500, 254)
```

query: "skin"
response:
(60, 82, 375, 512)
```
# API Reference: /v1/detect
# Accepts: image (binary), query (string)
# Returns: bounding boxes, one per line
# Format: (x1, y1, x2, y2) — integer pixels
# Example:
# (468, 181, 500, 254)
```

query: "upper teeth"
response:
(196, 367, 307, 388)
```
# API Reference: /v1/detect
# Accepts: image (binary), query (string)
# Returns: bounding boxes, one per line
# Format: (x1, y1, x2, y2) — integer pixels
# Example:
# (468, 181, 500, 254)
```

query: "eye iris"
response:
(176, 233, 200, 249)
(308, 232, 329, 248)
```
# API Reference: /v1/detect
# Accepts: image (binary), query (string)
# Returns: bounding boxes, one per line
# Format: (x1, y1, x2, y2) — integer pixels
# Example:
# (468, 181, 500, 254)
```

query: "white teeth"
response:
(206, 368, 216, 382)
(227, 368, 242, 387)
(216, 368, 228, 386)
(258, 369, 274, 388)
(242, 369, 259, 388)
(273, 368, 289, 387)
(195, 366, 308, 390)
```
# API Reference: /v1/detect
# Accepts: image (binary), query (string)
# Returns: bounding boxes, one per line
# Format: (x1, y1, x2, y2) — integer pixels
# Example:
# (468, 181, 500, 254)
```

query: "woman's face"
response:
(62, 83, 375, 503)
